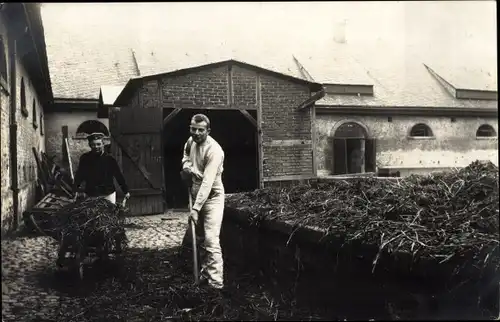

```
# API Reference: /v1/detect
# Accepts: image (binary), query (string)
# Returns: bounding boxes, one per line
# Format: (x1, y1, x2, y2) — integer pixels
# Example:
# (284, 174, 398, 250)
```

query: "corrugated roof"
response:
(41, 2, 497, 107)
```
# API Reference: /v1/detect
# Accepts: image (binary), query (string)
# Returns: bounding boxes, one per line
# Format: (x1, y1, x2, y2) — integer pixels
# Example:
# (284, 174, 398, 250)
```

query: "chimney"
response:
(333, 20, 347, 44)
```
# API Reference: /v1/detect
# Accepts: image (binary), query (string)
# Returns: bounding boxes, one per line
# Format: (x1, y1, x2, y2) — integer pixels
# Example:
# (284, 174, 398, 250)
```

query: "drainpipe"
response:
(9, 37, 19, 230)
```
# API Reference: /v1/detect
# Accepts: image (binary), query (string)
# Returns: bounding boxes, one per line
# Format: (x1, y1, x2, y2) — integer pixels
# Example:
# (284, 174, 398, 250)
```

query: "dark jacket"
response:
(73, 151, 129, 197)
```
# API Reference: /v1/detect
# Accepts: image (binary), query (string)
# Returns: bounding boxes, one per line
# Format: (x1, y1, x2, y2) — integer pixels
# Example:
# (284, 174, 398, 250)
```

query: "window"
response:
(32, 99, 38, 129)
(409, 123, 433, 137)
(76, 120, 110, 137)
(476, 124, 496, 138)
(0, 36, 7, 90)
(40, 112, 44, 135)
(20, 78, 28, 117)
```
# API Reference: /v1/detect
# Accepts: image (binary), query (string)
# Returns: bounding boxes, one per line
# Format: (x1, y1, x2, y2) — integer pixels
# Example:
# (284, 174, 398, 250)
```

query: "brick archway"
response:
(329, 119, 371, 139)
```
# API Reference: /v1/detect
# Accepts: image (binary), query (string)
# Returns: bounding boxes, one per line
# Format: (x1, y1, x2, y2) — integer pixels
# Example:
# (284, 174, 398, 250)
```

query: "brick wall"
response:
(128, 62, 314, 181)
(1, 88, 13, 231)
(260, 73, 313, 178)
(315, 113, 499, 176)
(160, 66, 229, 107)
(232, 65, 256, 106)
(1, 17, 46, 233)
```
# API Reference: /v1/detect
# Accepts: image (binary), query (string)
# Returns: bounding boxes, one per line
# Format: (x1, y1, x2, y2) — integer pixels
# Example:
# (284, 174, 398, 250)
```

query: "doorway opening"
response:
(333, 122, 375, 175)
(162, 108, 258, 209)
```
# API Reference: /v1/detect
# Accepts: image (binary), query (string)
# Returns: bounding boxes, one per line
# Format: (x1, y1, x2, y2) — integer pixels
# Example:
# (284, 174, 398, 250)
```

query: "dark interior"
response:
(163, 108, 258, 209)
(333, 138, 364, 175)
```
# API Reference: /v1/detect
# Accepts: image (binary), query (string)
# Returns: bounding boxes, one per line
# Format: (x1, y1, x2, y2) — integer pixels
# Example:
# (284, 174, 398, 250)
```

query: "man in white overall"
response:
(181, 114, 225, 290)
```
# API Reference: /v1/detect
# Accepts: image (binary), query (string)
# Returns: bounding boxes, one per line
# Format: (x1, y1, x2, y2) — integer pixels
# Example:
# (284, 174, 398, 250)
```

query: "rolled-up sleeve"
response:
(192, 147, 224, 212)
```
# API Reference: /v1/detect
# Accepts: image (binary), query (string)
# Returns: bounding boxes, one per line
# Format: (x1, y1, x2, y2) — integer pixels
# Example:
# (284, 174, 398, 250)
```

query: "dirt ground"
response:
(1, 212, 189, 322)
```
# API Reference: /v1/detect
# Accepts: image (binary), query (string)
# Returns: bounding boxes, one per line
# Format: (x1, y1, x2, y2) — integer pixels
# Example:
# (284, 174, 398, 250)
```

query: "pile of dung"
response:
(42, 198, 129, 251)
(227, 161, 499, 278)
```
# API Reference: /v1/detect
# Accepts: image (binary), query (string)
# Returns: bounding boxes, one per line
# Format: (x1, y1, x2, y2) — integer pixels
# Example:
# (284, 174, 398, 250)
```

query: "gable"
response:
(116, 60, 321, 107)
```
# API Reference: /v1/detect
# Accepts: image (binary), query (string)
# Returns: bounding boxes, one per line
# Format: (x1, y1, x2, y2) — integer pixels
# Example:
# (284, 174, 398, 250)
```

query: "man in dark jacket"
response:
(57, 132, 130, 268)
(73, 132, 130, 203)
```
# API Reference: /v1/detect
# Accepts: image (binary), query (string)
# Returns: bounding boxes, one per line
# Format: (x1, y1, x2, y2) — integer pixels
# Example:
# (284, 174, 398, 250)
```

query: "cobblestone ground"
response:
(2, 211, 189, 322)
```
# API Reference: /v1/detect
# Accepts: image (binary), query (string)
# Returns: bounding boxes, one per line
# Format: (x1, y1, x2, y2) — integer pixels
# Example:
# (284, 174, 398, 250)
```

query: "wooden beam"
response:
(263, 140, 312, 147)
(163, 108, 182, 126)
(110, 134, 156, 189)
(324, 84, 373, 96)
(315, 106, 498, 117)
(227, 64, 233, 105)
(456, 89, 497, 101)
(162, 103, 257, 110)
(263, 174, 317, 182)
(64, 138, 74, 182)
(61, 126, 69, 163)
(297, 88, 326, 110)
(239, 110, 257, 128)
(158, 79, 164, 108)
(311, 104, 318, 176)
(256, 73, 264, 189)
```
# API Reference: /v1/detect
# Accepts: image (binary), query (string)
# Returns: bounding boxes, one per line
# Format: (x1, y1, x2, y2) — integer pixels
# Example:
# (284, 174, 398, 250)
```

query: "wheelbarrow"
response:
(53, 196, 130, 280)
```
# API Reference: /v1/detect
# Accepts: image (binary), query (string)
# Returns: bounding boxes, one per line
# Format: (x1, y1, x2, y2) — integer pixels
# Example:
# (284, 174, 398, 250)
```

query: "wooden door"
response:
(333, 138, 347, 175)
(109, 107, 164, 216)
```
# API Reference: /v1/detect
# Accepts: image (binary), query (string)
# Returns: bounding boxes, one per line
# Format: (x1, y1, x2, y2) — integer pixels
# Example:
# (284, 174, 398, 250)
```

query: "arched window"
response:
(76, 120, 110, 137)
(20, 77, 28, 117)
(476, 124, 496, 138)
(0, 36, 7, 83)
(409, 123, 433, 137)
(32, 99, 38, 128)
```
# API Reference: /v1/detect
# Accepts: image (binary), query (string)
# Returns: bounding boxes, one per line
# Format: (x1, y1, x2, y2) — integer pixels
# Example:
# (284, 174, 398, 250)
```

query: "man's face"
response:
(89, 139, 104, 154)
(190, 121, 210, 144)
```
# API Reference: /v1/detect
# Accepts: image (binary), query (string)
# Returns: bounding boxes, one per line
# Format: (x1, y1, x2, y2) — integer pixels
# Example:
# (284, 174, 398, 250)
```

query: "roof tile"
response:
(41, 2, 497, 108)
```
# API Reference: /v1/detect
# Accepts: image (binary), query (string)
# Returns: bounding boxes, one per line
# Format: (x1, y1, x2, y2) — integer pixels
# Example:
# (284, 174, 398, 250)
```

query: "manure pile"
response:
(227, 161, 499, 277)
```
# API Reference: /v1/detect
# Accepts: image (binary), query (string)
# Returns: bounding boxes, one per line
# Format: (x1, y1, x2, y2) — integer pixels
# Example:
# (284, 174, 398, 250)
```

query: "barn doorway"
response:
(333, 122, 374, 175)
(162, 109, 258, 209)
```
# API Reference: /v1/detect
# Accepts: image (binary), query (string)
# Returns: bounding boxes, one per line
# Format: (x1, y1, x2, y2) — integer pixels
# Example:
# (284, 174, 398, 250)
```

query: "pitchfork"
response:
(188, 190, 200, 285)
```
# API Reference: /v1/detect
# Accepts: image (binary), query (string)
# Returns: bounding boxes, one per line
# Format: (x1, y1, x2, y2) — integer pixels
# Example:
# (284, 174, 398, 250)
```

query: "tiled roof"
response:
(308, 1, 498, 108)
(40, 4, 139, 100)
(41, 2, 497, 108)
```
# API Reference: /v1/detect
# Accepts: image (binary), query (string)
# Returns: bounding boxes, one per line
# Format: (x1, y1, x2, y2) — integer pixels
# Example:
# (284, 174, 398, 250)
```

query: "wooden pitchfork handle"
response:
(188, 190, 200, 284)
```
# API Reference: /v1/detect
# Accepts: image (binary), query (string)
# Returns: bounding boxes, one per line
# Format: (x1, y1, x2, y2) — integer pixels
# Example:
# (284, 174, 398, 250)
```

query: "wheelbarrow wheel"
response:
(77, 262, 84, 280)
(73, 251, 85, 281)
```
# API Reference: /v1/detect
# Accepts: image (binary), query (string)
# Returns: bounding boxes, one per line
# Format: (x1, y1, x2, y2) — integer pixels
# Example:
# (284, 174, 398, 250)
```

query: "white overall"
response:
(182, 136, 225, 289)
(90, 192, 116, 204)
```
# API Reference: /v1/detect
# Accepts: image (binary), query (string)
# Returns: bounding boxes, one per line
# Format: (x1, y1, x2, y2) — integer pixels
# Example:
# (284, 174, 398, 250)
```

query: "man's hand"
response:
(121, 193, 131, 207)
(75, 191, 86, 201)
(189, 209, 199, 226)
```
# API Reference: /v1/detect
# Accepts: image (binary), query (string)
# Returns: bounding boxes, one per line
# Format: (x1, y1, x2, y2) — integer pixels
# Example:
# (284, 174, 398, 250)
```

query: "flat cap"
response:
(87, 132, 106, 142)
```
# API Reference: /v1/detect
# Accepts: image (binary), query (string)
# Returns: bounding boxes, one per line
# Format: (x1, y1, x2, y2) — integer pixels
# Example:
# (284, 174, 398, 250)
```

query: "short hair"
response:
(191, 114, 210, 129)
